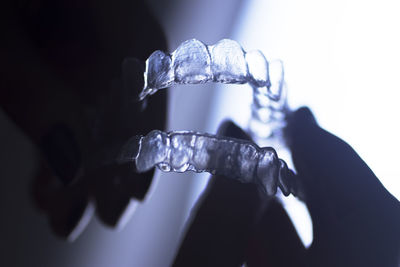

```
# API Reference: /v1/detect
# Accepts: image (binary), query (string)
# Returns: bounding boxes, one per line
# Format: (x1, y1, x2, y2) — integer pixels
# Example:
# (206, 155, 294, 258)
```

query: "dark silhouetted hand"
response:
(173, 108, 400, 267)
(1, 0, 167, 240)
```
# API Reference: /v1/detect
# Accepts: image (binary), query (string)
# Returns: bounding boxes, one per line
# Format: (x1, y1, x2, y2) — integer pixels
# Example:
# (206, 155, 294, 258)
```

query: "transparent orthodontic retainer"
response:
(120, 39, 297, 197)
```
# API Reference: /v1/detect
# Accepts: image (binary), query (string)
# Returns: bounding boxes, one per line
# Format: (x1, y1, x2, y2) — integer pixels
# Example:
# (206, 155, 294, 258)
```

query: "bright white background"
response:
(216, 0, 400, 201)
(208, 0, 400, 248)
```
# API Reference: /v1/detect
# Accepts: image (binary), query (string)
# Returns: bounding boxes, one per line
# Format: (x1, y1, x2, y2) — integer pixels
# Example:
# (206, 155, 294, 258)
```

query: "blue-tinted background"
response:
(0, 0, 398, 266)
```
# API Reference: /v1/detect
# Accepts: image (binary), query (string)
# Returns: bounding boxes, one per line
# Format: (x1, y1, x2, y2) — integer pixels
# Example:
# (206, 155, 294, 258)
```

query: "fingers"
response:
(25, 28, 167, 240)
(216, 120, 253, 140)
(173, 120, 266, 267)
(31, 160, 93, 241)
(89, 163, 153, 228)
(32, 159, 155, 240)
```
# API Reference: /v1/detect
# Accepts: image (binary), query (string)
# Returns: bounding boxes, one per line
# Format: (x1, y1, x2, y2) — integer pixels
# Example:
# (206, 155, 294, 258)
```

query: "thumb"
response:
(284, 107, 400, 266)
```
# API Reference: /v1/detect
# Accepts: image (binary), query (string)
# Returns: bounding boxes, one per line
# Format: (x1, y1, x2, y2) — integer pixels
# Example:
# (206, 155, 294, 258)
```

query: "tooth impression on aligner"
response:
(245, 50, 270, 88)
(172, 39, 212, 84)
(121, 130, 295, 196)
(144, 51, 174, 96)
(210, 39, 248, 83)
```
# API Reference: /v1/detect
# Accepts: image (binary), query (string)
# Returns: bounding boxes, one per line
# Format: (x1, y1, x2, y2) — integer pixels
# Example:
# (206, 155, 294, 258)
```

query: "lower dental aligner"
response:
(118, 130, 297, 197)
(140, 39, 283, 102)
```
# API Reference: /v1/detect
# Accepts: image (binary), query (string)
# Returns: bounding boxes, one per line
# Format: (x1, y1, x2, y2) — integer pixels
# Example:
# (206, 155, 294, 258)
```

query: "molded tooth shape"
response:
(119, 130, 296, 196)
(172, 39, 212, 84)
(256, 147, 279, 195)
(135, 130, 170, 172)
(245, 50, 270, 88)
(277, 159, 291, 196)
(210, 39, 248, 84)
(267, 59, 285, 101)
(143, 51, 174, 97)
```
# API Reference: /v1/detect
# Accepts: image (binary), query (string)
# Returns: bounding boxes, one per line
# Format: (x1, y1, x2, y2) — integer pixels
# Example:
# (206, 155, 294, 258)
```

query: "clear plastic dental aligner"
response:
(121, 39, 295, 197)
(118, 130, 297, 197)
(140, 38, 283, 102)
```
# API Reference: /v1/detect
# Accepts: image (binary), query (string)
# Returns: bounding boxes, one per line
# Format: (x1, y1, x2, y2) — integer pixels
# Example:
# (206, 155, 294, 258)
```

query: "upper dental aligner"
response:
(141, 39, 273, 100)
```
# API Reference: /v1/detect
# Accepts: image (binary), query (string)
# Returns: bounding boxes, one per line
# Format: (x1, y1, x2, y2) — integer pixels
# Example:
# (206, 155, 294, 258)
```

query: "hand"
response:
(173, 108, 400, 267)
(1, 1, 167, 240)
(281, 107, 400, 267)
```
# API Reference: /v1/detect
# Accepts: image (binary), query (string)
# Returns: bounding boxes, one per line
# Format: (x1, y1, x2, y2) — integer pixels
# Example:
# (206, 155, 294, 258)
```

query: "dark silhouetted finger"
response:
(32, 160, 92, 241)
(89, 163, 153, 227)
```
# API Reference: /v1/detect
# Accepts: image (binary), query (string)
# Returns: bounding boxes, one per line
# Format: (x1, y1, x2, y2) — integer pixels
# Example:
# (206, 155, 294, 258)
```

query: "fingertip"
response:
(90, 163, 153, 228)
(286, 107, 317, 132)
(283, 106, 320, 160)
(294, 107, 316, 123)
(217, 120, 251, 141)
